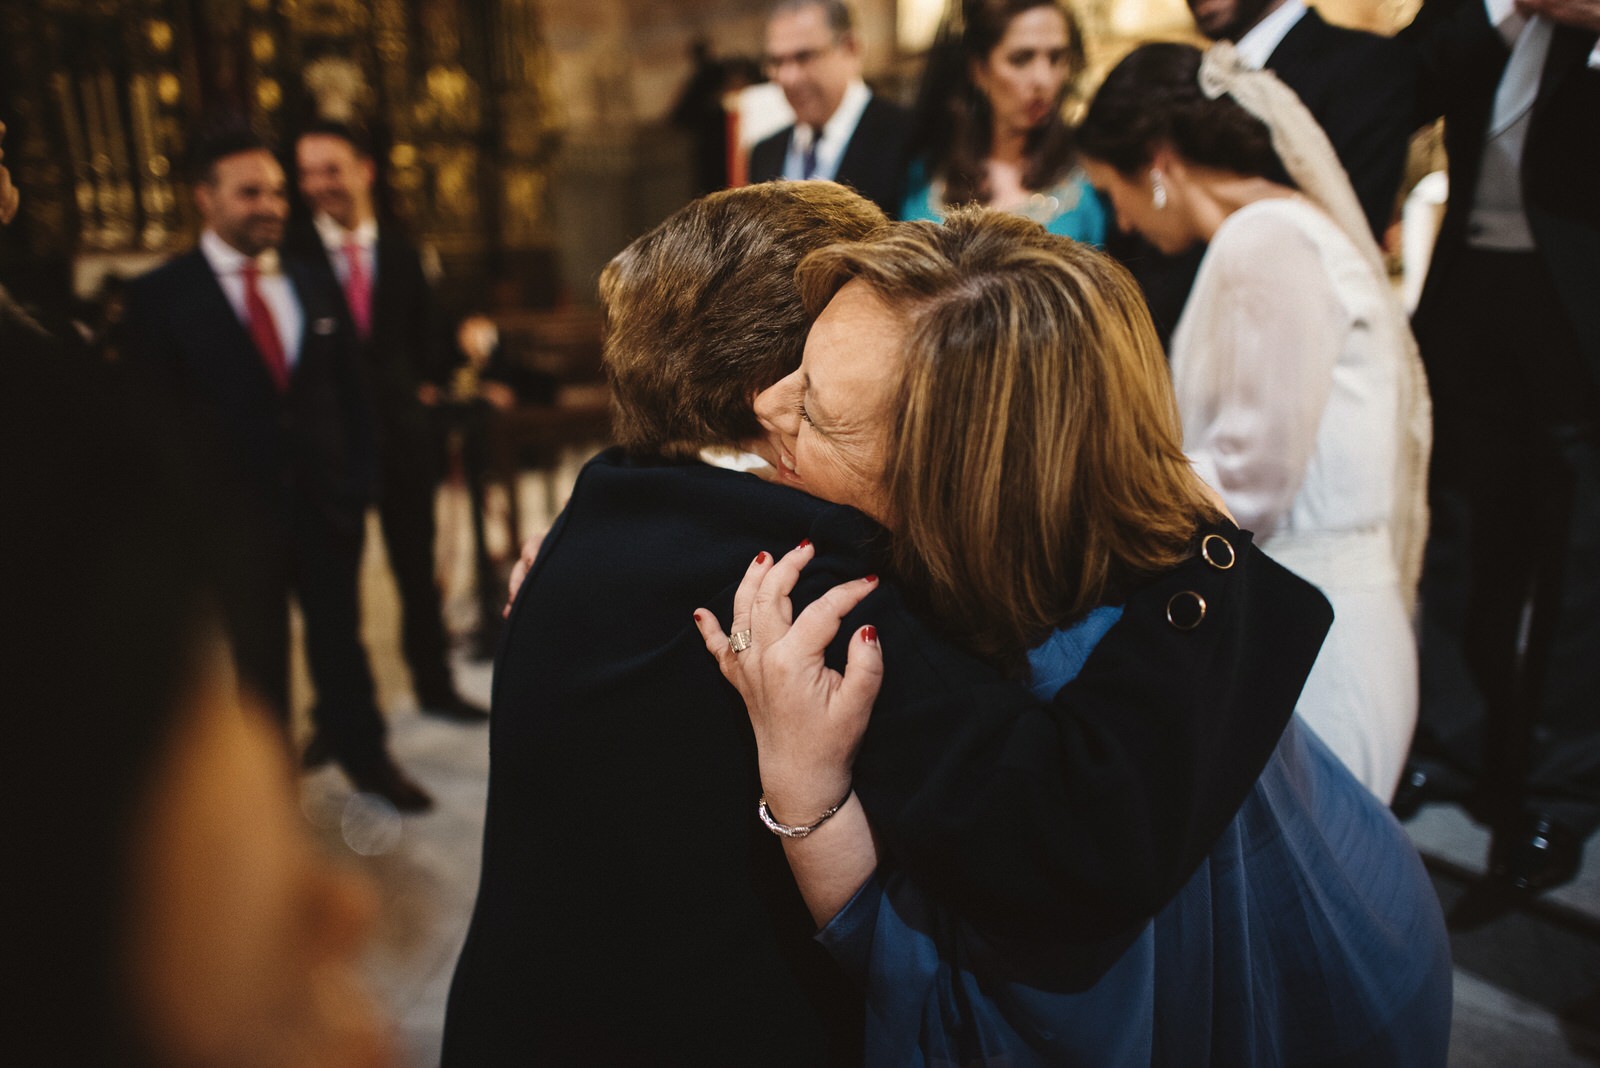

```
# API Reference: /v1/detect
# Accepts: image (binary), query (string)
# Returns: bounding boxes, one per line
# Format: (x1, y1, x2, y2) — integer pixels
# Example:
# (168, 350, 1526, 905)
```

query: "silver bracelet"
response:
(757, 789, 851, 839)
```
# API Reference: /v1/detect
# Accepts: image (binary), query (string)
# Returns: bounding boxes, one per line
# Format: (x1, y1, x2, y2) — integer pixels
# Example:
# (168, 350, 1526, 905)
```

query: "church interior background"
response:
(0, 0, 1422, 322)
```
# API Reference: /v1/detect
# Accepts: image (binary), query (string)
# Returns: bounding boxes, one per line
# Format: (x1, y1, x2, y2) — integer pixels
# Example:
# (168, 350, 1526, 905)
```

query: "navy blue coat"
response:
(121, 247, 375, 533)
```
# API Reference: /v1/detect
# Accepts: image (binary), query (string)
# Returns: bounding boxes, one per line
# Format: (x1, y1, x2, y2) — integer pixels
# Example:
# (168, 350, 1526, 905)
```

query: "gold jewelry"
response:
(757, 789, 850, 838)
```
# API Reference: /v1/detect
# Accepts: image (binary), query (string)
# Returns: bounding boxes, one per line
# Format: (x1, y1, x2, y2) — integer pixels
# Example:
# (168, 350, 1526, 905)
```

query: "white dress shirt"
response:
(199, 229, 303, 369)
(313, 212, 378, 289)
(1234, 0, 1308, 69)
(782, 79, 872, 182)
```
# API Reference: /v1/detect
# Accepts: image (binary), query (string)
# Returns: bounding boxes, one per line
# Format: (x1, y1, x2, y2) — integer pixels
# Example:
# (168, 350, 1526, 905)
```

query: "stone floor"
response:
(297, 465, 1600, 1068)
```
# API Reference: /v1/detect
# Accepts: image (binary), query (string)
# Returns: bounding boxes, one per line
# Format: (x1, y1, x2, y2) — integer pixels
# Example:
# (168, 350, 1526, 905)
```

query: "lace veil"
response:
(1198, 43, 1433, 605)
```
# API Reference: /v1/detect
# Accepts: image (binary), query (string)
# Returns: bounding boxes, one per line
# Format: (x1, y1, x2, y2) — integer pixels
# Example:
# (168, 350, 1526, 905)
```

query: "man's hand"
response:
(1518, 0, 1600, 32)
(479, 381, 517, 411)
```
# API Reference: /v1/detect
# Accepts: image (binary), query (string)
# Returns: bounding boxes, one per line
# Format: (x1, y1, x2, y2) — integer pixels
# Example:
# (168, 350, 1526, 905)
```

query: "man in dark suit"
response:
(748, 0, 912, 217)
(1398, 0, 1600, 898)
(122, 131, 432, 811)
(291, 121, 487, 726)
(1120, 0, 1415, 343)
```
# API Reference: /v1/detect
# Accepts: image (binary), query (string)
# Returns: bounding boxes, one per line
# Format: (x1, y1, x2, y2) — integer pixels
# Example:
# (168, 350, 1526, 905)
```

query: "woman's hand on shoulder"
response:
(695, 543, 883, 825)
(503, 531, 546, 617)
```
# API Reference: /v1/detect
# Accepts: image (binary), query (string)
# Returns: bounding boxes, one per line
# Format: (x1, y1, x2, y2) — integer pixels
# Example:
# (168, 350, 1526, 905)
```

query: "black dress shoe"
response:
(419, 693, 490, 723)
(1488, 813, 1583, 895)
(344, 754, 434, 813)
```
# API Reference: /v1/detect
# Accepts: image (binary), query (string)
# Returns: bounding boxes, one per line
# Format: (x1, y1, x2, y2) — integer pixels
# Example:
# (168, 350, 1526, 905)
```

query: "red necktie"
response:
(343, 237, 372, 339)
(240, 260, 289, 392)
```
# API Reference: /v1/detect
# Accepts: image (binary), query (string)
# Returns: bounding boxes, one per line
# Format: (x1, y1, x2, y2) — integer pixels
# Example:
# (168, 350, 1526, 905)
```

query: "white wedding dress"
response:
(1171, 196, 1417, 802)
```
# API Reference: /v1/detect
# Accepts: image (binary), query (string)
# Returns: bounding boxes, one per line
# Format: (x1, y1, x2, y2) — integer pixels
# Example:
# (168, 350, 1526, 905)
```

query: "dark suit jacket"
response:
(121, 247, 375, 532)
(286, 219, 447, 453)
(1268, 7, 1417, 237)
(1405, 0, 1600, 374)
(442, 449, 1331, 1066)
(749, 94, 914, 218)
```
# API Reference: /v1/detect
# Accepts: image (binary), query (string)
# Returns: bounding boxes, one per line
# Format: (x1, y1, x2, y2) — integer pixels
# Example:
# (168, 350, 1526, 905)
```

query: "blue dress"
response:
(901, 159, 1108, 245)
(820, 606, 1453, 1067)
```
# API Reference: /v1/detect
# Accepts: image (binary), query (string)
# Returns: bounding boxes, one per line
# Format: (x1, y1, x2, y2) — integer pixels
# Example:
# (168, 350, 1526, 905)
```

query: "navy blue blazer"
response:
(442, 450, 1331, 1066)
(122, 246, 375, 531)
(749, 94, 914, 219)
(285, 219, 448, 449)
(1267, 7, 1416, 238)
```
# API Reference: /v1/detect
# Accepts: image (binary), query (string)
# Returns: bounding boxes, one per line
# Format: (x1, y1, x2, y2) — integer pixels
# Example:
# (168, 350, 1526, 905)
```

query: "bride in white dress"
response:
(1080, 42, 1431, 802)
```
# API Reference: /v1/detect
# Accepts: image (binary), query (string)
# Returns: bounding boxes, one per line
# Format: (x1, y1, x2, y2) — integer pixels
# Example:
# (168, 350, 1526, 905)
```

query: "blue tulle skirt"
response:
(819, 607, 1452, 1067)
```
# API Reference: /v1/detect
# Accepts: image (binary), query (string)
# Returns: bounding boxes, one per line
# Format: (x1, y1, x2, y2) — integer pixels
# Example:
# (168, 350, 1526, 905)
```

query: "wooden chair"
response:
(484, 308, 612, 550)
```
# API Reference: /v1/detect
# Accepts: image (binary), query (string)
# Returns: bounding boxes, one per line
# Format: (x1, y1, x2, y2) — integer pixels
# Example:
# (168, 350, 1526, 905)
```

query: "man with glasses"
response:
(749, 0, 912, 217)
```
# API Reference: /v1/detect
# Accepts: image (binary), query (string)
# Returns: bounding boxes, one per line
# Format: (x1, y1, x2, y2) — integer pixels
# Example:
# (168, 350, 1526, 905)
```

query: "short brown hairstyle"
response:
(601, 182, 886, 456)
(797, 208, 1223, 669)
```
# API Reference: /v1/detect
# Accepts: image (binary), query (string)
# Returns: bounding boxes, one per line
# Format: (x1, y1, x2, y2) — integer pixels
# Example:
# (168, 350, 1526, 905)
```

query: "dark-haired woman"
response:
(1079, 42, 1432, 802)
(901, 0, 1106, 242)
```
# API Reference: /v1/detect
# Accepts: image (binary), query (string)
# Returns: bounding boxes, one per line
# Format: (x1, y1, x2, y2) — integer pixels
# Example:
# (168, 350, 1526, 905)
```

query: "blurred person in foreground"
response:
(1078, 43, 1432, 802)
(749, 0, 913, 217)
(901, 0, 1106, 243)
(0, 351, 392, 1068)
(445, 180, 1329, 1065)
(704, 207, 1448, 1066)
(121, 129, 432, 811)
(291, 120, 487, 726)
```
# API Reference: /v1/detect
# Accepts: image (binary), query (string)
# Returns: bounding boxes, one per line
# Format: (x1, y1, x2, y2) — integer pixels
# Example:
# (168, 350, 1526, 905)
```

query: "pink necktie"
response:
(343, 237, 372, 339)
(240, 261, 289, 392)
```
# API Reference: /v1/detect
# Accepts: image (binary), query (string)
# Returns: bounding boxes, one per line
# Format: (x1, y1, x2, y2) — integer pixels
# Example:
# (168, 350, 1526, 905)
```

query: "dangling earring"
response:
(1150, 169, 1169, 210)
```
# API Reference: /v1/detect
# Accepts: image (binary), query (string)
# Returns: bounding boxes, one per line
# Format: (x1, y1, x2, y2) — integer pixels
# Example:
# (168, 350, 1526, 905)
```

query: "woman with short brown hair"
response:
(600, 180, 884, 457)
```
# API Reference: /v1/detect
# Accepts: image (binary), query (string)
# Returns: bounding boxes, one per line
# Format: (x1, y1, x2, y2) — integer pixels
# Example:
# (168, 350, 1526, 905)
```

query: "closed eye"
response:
(795, 401, 813, 425)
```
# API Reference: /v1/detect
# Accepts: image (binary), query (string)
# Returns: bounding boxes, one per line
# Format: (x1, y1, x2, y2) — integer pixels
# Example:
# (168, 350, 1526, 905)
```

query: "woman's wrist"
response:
(758, 787, 852, 838)
(758, 768, 854, 827)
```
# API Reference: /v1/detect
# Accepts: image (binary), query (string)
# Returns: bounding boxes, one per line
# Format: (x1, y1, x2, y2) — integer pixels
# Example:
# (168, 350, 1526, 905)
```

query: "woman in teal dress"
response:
(901, 0, 1106, 243)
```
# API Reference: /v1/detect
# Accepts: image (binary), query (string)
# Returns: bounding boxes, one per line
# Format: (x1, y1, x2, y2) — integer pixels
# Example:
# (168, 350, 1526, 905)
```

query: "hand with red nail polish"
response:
(505, 530, 547, 615)
(694, 540, 884, 827)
